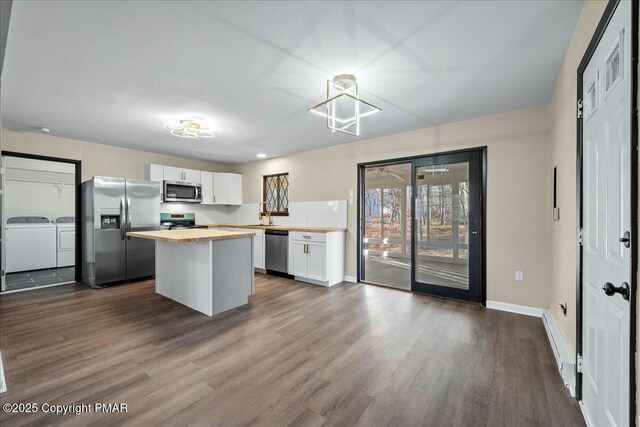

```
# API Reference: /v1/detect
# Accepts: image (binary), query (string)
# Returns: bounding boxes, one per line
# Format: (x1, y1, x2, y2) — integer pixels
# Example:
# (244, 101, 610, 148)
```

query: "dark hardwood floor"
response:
(0, 274, 584, 427)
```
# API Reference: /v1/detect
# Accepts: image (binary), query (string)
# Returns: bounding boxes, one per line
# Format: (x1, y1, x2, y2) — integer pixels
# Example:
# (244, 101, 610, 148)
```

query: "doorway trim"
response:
(356, 146, 487, 305)
(1, 151, 82, 285)
(575, 0, 638, 421)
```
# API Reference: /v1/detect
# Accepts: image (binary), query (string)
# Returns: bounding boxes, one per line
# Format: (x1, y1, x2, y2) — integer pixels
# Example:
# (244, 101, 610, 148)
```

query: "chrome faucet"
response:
(258, 202, 273, 226)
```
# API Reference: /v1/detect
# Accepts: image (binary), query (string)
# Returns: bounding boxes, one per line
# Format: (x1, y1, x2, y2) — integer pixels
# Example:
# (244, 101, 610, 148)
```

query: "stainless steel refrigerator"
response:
(82, 176, 160, 288)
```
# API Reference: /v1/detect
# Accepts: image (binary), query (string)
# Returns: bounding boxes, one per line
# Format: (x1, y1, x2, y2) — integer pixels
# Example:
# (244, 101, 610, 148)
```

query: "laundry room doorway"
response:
(1, 152, 81, 292)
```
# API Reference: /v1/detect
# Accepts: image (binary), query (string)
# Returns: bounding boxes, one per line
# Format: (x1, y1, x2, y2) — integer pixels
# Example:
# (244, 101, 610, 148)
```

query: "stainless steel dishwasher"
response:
(265, 229, 289, 275)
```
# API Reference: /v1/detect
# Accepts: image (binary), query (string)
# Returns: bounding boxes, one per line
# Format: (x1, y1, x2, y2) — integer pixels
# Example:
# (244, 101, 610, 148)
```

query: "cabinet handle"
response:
(303, 235, 311, 239)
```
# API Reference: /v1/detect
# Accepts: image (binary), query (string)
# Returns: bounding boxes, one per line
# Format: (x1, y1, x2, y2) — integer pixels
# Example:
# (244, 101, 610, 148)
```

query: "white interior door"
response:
(581, 1, 632, 426)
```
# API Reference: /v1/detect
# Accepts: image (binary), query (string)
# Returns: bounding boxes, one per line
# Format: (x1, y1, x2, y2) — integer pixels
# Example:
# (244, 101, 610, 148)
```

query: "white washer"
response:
(55, 217, 75, 268)
(5, 216, 57, 273)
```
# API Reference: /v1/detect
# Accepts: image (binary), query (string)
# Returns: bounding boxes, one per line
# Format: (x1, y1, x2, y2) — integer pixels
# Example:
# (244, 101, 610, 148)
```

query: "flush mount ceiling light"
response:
(164, 119, 214, 139)
(308, 74, 381, 137)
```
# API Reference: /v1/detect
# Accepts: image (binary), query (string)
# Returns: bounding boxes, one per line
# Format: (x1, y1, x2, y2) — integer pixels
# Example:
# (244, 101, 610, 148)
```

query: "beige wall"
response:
(1, 129, 231, 181)
(547, 0, 607, 356)
(233, 104, 551, 308)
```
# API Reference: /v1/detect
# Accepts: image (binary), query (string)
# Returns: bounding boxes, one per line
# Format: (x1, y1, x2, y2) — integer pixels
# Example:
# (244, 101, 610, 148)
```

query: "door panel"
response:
(289, 241, 307, 276)
(126, 231, 155, 279)
(184, 169, 200, 184)
(163, 166, 182, 182)
(93, 177, 126, 284)
(95, 229, 126, 285)
(580, 1, 631, 425)
(125, 180, 159, 280)
(126, 180, 160, 228)
(307, 242, 326, 281)
(213, 173, 229, 205)
(411, 151, 483, 302)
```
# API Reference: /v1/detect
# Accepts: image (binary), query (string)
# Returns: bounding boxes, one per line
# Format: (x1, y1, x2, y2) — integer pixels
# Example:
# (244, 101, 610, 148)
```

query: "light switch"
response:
(515, 270, 524, 281)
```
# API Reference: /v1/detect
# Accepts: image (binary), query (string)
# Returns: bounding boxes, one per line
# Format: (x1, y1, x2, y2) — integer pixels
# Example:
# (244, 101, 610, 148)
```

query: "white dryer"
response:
(5, 216, 57, 273)
(55, 216, 76, 267)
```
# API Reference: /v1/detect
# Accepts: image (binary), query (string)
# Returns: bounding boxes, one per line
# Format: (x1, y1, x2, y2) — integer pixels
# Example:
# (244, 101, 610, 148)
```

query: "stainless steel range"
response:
(160, 213, 207, 230)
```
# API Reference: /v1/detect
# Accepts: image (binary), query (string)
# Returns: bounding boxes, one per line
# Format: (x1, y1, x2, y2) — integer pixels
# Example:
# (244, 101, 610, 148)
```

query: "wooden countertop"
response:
(127, 229, 255, 243)
(201, 224, 347, 232)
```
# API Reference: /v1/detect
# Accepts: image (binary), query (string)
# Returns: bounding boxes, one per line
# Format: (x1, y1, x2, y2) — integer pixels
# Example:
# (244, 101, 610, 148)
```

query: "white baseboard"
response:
(542, 309, 576, 397)
(486, 300, 543, 317)
(579, 402, 593, 427)
(0, 351, 6, 394)
(343, 275, 357, 283)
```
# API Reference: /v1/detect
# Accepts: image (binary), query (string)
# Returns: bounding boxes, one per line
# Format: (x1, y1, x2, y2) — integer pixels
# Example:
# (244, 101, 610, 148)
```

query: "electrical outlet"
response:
(515, 270, 524, 281)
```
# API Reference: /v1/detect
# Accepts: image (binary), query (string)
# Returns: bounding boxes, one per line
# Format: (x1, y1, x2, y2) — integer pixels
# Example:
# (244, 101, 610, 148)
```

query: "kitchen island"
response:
(127, 229, 255, 316)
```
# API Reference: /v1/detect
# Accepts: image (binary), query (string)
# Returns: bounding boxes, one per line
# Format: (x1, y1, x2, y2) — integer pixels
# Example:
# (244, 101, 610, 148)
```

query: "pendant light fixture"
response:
(308, 74, 381, 136)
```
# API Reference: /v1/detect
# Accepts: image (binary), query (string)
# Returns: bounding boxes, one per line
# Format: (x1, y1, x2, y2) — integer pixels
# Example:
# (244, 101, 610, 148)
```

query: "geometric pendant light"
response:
(308, 74, 381, 136)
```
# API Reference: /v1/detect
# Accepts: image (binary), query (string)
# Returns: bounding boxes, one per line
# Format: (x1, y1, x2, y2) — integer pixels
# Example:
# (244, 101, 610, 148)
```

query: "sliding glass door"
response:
(359, 149, 484, 302)
(411, 150, 483, 301)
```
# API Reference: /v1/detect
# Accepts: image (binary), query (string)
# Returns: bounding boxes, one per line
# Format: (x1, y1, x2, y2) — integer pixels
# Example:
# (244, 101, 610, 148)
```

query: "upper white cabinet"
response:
(146, 165, 241, 206)
(201, 171, 213, 205)
(212, 173, 242, 206)
(212, 173, 228, 205)
(163, 166, 200, 184)
(229, 173, 242, 205)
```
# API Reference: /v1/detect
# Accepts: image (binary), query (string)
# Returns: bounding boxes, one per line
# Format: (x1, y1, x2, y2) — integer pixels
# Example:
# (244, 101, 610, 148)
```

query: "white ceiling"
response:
(1, 1, 583, 163)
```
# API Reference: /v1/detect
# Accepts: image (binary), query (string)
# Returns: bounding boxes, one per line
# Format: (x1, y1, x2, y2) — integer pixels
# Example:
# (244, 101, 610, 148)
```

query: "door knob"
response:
(602, 282, 630, 301)
(619, 231, 630, 248)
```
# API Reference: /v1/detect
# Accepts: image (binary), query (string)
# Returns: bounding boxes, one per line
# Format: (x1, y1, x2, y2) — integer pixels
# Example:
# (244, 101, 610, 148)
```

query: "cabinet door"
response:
(212, 173, 229, 204)
(200, 171, 213, 205)
(184, 168, 201, 184)
(147, 164, 164, 203)
(253, 236, 264, 269)
(228, 174, 243, 205)
(307, 242, 327, 281)
(163, 166, 183, 182)
(147, 164, 164, 183)
(289, 241, 308, 276)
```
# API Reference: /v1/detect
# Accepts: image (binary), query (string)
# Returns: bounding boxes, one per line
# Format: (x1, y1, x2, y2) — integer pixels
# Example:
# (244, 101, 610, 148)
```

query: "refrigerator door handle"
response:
(126, 198, 132, 240)
(120, 198, 126, 240)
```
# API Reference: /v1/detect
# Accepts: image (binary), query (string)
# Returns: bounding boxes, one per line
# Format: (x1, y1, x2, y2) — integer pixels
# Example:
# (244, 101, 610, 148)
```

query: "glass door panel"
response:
(411, 150, 483, 302)
(414, 162, 469, 290)
(362, 162, 412, 289)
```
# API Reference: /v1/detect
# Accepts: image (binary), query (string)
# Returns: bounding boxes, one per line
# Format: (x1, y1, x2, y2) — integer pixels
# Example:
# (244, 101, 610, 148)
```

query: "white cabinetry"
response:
(212, 173, 228, 205)
(201, 171, 213, 205)
(147, 164, 242, 206)
(229, 173, 243, 205)
(288, 231, 344, 286)
(212, 173, 242, 206)
(163, 166, 200, 183)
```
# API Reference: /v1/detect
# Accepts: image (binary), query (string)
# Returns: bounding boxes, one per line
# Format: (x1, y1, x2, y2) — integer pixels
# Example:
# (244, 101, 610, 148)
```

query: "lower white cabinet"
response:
(288, 231, 344, 286)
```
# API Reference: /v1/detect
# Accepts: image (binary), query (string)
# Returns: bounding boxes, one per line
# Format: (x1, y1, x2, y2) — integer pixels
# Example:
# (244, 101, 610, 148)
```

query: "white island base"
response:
(154, 236, 254, 316)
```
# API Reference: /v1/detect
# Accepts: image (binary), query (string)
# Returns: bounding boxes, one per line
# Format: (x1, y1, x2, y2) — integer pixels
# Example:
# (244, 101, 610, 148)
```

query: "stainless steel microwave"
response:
(163, 181, 202, 203)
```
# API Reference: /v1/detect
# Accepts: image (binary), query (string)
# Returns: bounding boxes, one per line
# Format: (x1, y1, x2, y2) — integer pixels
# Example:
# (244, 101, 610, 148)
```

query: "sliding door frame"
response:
(1, 151, 82, 285)
(357, 146, 487, 305)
